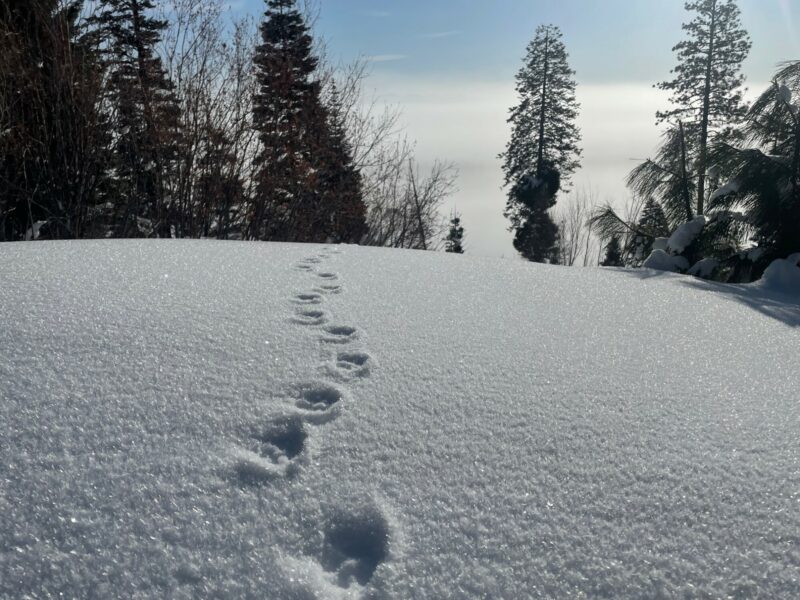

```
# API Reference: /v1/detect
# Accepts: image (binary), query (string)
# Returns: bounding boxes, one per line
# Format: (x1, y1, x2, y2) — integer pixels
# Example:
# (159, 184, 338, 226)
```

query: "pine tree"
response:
(251, 0, 366, 243)
(90, 0, 182, 237)
(501, 25, 581, 189)
(657, 0, 751, 215)
(601, 236, 624, 267)
(501, 25, 580, 262)
(311, 84, 367, 243)
(444, 211, 465, 254)
(509, 164, 561, 263)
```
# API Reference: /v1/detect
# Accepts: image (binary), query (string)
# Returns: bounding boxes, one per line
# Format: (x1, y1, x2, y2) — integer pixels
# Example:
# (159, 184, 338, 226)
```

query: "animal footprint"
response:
(295, 263, 314, 271)
(321, 502, 391, 588)
(293, 292, 324, 305)
(291, 382, 345, 425)
(317, 272, 338, 281)
(330, 351, 372, 379)
(321, 325, 359, 344)
(254, 415, 307, 462)
(292, 309, 329, 326)
(315, 283, 342, 295)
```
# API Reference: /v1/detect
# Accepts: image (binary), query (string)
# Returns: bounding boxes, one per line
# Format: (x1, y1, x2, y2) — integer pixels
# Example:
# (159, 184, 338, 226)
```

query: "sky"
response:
(234, 0, 800, 258)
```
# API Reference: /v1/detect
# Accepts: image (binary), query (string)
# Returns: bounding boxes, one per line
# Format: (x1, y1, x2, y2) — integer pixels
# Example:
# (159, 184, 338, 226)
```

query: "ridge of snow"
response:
(756, 252, 800, 295)
(642, 248, 690, 272)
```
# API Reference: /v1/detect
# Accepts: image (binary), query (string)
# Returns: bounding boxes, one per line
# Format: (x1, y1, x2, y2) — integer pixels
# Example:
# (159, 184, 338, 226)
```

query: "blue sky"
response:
(233, 0, 800, 258)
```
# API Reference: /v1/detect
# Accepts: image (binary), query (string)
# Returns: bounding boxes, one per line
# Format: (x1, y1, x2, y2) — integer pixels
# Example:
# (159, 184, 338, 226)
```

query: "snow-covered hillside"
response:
(1, 240, 799, 599)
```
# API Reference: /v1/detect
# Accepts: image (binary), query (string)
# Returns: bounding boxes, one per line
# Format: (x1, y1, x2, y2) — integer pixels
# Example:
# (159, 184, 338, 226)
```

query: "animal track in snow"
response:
(295, 383, 343, 411)
(291, 309, 329, 326)
(330, 351, 372, 379)
(293, 292, 324, 305)
(254, 414, 308, 462)
(321, 502, 391, 588)
(316, 272, 338, 281)
(320, 325, 359, 344)
(294, 263, 314, 271)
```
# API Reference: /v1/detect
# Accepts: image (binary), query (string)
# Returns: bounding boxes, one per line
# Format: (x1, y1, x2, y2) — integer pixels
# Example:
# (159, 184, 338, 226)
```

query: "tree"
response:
(710, 63, 800, 278)
(250, 0, 366, 243)
(501, 25, 581, 188)
(657, 0, 751, 215)
(90, 0, 182, 237)
(601, 236, 624, 267)
(509, 164, 561, 263)
(502, 24, 580, 262)
(444, 211, 465, 254)
(0, 0, 107, 240)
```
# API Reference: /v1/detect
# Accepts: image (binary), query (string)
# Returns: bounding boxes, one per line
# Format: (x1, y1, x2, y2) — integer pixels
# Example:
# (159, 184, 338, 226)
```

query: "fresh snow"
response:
(666, 216, 707, 254)
(687, 258, 719, 279)
(642, 248, 690, 273)
(709, 179, 741, 203)
(757, 252, 800, 295)
(1, 240, 800, 598)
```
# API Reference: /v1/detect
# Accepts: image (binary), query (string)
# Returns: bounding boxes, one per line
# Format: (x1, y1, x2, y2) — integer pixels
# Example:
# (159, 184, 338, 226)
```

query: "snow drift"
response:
(1, 240, 799, 598)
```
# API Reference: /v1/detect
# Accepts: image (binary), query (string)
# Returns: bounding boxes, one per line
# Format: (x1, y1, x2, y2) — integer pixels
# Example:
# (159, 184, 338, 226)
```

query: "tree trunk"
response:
(696, 0, 718, 215)
(536, 30, 550, 177)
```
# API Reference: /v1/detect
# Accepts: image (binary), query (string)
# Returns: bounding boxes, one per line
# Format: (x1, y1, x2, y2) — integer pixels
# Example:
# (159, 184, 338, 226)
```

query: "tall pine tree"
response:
(250, 0, 366, 243)
(657, 0, 751, 215)
(501, 24, 580, 263)
(90, 0, 182, 237)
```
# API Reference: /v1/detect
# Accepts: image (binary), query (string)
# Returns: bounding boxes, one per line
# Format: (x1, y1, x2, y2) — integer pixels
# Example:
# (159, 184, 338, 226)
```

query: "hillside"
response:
(1, 240, 799, 598)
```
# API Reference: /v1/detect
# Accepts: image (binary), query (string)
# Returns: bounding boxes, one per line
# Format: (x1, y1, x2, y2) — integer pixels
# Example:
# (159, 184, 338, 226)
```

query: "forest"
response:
(2, 0, 799, 283)
(0, 0, 459, 250)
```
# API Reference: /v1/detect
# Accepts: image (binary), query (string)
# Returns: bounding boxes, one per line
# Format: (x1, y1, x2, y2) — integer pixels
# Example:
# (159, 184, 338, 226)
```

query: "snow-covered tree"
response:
(657, 0, 751, 215)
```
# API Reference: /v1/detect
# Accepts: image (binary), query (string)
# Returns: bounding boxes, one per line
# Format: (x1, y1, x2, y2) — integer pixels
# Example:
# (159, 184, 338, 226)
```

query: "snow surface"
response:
(666, 216, 707, 254)
(687, 258, 719, 279)
(1, 240, 800, 598)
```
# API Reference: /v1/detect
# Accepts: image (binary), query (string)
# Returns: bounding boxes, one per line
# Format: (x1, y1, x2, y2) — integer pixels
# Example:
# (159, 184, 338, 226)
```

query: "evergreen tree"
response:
(250, 0, 366, 243)
(90, 0, 182, 237)
(657, 0, 751, 215)
(501, 24, 579, 262)
(501, 25, 581, 188)
(194, 125, 245, 239)
(509, 164, 561, 263)
(444, 211, 465, 254)
(601, 236, 624, 267)
(312, 84, 367, 243)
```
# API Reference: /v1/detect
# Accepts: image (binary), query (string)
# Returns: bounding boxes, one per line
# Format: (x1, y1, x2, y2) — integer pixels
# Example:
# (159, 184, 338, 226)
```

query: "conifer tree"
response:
(657, 0, 751, 215)
(508, 164, 561, 263)
(501, 25, 581, 188)
(444, 211, 465, 254)
(312, 84, 367, 243)
(250, 0, 366, 243)
(501, 24, 580, 262)
(90, 0, 182, 237)
(601, 236, 624, 267)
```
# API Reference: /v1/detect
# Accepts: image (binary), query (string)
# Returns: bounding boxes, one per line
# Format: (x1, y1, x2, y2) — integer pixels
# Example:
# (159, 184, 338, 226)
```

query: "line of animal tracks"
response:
(232, 247, 392, 596)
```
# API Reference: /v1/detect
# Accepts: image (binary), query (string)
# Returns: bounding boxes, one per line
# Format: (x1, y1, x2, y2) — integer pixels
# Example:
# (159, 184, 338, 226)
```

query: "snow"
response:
(709, 179, 740, 203)
(652, 237, 669, 252)
(1, 240, 799, 598)
(688, 258, 719, 279)
(779, 84, 792, 105)
(666, 216, 707, 254)
(642, 248, 689, 272)
(757, 252, 800, 295)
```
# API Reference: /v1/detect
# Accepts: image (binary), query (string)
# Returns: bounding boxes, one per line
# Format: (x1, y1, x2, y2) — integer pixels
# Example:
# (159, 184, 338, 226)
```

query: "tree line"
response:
(505, 0, 800, 283)
(0, 0, 459, 250)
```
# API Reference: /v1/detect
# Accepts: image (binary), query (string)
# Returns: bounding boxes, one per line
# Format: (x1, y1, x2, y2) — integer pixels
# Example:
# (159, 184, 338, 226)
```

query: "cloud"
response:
(420, 31, 461, 39)
(366, 54, 408, 63)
